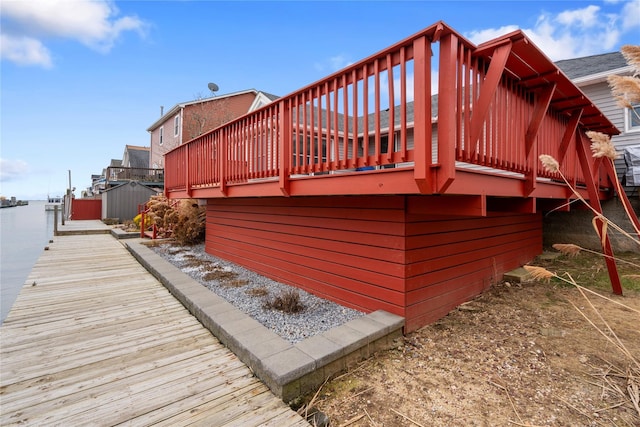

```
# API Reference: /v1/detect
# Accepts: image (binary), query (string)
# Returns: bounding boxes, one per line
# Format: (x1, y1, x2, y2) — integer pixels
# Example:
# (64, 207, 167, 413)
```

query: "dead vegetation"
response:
(264, 289, 305, 314)
(143, 195, 205, 245)
(302, 251, 640, 426)
(155, 243, 307, 314)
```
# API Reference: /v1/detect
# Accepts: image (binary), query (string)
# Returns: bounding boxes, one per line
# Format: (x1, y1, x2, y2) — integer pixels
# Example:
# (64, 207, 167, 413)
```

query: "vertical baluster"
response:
(309, 90, 314, 172)
(302, 92, 308, 174)
(363, 63, 369, 167)
(333, 78, 340, 170)
(341, 74, 348, 169)
(374, 58, 381, 165)
(400, 46, 407, 162)
(293, 97, 300, 174)
(324, 81, 331, 172)
(352, 68, 359, 169)
(386, 53, 394, 164)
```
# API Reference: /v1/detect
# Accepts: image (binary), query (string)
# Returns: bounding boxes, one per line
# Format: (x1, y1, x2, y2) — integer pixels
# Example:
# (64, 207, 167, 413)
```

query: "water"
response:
(0, 201, 56, 324)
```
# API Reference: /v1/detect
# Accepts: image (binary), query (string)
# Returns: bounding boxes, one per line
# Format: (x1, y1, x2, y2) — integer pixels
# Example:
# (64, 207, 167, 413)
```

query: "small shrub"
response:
(224, 279, 249, 288)
(121, 220, 137, 231)
(247, 287, 269, 297)
(143, 195, 206, 244)
(172, 200, 206, 245)
(264, 289, 305, 314)
(203, 269, 238, 282)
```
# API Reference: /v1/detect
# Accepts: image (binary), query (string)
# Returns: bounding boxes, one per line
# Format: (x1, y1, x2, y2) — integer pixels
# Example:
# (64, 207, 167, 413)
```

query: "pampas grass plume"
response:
(586, 131, 618, 160)
(539, 154, 560, 173)
(523, 265, 555, 283)
(552, 243, 582, 257)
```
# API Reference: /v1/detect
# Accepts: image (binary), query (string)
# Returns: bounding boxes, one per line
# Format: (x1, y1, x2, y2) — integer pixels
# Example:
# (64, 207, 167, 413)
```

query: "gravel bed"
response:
(151, 242, 364, 344)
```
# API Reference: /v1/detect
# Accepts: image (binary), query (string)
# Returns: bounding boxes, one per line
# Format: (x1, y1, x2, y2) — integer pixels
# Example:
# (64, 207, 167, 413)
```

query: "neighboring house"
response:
(122, 144, 150, 169)
(163, 21, 636, 340)
(90, 146, 162, 197)
(91, 159, 122, 195)
(556, 52, 639, 194)
(147, 89, 279, 170)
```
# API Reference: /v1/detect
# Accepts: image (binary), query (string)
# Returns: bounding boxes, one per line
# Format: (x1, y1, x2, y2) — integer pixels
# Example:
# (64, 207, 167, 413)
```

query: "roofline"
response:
(571, 65, 634, 86)
(146, 89, 259, 131)
(125, 144, 150, 151)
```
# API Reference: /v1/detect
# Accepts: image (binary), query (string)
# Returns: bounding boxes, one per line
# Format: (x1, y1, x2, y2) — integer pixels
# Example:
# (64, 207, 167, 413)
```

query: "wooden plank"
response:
(0, 233, 308, 427)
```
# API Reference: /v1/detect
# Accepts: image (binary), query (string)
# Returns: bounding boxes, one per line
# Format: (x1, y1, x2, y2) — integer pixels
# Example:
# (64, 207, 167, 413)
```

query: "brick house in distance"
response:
(147, 89, 279, 169)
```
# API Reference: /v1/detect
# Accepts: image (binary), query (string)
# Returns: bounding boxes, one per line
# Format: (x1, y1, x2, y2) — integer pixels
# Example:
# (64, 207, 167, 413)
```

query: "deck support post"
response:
(603, 158, 640, 238)
(412, 35, 432, 194)
(185, 144, 191, 197)
(279, 100, 291, 196)
(576, 133, 623, 295)
(436, 33, 458, 194)
(219, 131, 227, 196)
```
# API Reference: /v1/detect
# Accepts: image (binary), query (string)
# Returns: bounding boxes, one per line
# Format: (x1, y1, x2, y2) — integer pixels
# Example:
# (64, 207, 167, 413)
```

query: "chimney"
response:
(160, 105, 164, 116)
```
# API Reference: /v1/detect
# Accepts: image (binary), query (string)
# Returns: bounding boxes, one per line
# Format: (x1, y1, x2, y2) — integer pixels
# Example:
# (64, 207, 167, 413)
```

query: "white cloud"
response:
(0, 0, 147, 67)
(315, 53, 354, 73)
(622, 0, 640, 31)
(556, 5, 600, 27)
(0, 158, 30, 182)
(0, 34, 52, 68)
(466, 3, 635, 60)
(466, 25, 521, 45)
(329, 54, 354, 71)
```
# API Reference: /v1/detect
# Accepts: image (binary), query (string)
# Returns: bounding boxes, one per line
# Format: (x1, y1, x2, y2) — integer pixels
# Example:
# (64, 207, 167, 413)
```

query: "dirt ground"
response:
(304, 251, 640, 427)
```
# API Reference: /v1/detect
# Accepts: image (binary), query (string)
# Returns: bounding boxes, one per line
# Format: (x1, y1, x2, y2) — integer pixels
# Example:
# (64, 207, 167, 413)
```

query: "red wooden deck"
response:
(163, 21, 633, 332)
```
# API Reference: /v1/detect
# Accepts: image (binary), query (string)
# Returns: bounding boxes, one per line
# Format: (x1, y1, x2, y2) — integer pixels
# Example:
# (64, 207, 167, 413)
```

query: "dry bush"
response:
(144, 195, 205, 245)
(224, 279, 249, 288)
(202, 269, 238, 282)
(172, 199, 206, 245)
(144, 195, 177, 237)
(247, 287, 269, 297)
(264, 289, 305, 314)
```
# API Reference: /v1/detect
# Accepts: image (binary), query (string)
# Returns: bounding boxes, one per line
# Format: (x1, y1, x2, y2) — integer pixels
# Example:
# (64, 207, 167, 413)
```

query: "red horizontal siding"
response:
(404, 213, 541, 331)
(205, 196, 542, 333)
(206, 197, 408, 316)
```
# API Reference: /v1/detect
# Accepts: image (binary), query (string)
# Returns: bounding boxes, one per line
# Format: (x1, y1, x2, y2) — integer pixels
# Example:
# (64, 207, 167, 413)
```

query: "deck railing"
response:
(106, 167, 164, 184)
(164, 21, 614, 197)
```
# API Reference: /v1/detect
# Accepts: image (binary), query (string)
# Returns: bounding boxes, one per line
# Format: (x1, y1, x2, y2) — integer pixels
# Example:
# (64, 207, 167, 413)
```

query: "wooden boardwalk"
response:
(0, 234, 309, 426)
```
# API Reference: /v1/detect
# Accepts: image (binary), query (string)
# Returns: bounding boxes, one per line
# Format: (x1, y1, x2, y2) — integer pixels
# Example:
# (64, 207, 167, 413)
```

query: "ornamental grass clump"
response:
(524, 46, 640, 420)
(264, 289, 305, 314)
(607, 45, 640, 111)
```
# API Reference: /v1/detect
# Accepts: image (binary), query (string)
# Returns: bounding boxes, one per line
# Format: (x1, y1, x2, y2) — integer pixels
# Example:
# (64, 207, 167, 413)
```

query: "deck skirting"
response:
(205, 195, 542, 332)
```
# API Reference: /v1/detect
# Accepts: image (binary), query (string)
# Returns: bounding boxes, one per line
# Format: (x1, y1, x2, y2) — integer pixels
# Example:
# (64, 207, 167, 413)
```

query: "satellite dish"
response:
(208, 82, 219, 92)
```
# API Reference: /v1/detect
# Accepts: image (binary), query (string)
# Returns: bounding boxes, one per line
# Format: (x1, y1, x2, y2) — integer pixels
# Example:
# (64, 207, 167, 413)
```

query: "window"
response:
(174, 115, 180, 136)
(626, 104, 640, 132)
(159, 126, 164, 145)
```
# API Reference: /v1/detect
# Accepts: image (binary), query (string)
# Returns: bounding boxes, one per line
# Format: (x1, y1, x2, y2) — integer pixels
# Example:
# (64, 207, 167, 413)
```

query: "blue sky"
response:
(1, 0, 639, 200)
